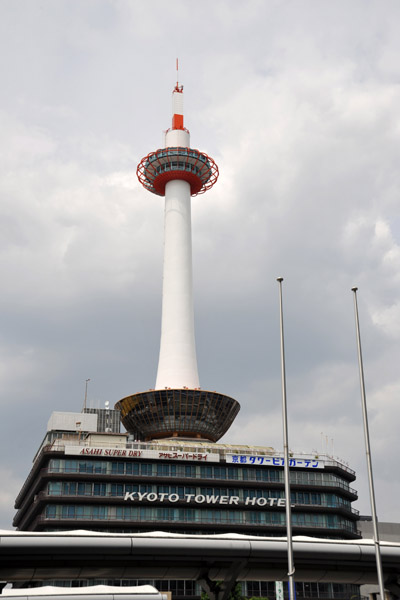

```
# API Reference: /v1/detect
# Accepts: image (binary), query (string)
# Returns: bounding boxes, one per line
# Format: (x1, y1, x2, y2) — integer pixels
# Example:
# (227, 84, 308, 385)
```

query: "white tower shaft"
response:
(155, 178, 199, 389)
(155, 108, 199, 389)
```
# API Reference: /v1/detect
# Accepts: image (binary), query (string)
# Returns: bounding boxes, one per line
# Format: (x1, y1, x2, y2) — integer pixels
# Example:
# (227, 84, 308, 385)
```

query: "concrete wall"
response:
(47, 412, 98, 433)
(359, 519, 400, 599)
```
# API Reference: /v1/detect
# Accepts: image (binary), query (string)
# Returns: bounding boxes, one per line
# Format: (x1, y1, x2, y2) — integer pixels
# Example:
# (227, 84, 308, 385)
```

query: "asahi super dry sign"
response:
(68, 447, 219, 462)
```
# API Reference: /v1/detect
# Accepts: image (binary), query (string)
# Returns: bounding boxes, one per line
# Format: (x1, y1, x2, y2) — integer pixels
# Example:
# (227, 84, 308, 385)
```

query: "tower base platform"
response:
(115, 389, 240, 442)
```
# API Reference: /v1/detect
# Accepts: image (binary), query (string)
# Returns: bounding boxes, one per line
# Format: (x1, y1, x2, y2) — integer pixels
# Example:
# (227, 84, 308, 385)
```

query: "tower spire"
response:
(175, 57, 180, 90)
(172, 58, 184, 130)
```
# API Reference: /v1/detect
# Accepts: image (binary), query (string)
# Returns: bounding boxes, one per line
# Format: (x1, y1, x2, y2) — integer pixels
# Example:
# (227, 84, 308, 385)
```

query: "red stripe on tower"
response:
(172, 113, 184, 129)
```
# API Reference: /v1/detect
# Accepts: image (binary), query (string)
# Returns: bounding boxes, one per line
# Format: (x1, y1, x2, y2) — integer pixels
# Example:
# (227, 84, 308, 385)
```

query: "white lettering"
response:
(124, 492, 136, 501)
(245, 497, 257, 506)
(205, 495, 220, 504)
(127, 492, 290, 506)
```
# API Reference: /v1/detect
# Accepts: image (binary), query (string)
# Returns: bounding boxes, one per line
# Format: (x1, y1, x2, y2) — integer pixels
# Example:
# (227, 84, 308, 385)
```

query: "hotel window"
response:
(48, 459, 60, 472)
(311, 492, 321, 504)
(157, 464, 170, 476)
(45, 505, 57, 518)
(227, 467, 239, 480)
(141, 463, 153, 476)
(139, 484, 153, 494)
(156, 508, 172, 520)
(200, 466, 212, 478)
(48, 482, 62, 495)
(79, 461, 95, 474)
(62, 482, 77, 495)
(185, 465, 196, 477)
(62, 506, 76, 518)
(125, 462, 139, 475)
(94, 461, 107, 474)
(326, 515, 336, 528)
(326, 493, 336, 507)
(214, 467, 226, 479)
(65, 460, 78, 473)
(111, 462, 125, 475)
(77, 483, 91, 496)
(93, 483, 107, 496)
(92, 506, 106, 520)
(110, 483, 123, 496)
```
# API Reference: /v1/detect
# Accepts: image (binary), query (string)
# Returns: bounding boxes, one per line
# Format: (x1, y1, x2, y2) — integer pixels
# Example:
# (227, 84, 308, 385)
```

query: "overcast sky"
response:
(1, 0, 400, 529)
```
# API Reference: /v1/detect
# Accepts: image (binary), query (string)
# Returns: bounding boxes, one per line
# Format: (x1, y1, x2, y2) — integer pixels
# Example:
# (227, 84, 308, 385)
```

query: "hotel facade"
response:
(13, 411, 361, 599)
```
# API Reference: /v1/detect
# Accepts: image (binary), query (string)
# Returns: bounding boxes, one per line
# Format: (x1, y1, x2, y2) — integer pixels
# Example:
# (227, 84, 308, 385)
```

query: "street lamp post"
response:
(351, 287, 385, 600)
(277, 277, 295, 600)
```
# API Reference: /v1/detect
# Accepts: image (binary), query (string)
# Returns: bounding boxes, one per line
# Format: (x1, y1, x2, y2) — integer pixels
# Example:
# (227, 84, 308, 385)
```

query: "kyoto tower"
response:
(116, 67, 240, 442)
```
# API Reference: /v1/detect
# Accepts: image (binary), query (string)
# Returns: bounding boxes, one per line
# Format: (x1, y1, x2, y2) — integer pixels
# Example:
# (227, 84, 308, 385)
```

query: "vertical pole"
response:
(277, 277, 295, 600)
(84, 378, 90, 412)
(351, 287, 386, 600)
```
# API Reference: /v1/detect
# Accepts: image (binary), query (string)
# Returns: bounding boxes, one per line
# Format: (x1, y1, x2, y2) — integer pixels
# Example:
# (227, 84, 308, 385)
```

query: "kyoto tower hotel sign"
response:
(116, 73, 240, 442)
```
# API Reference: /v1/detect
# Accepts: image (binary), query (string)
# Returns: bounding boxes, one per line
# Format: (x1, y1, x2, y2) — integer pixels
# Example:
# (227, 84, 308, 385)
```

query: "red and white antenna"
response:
(175, 58, 179, 90)
(172, 58, 184, 129)
(174, 58, 182, 92)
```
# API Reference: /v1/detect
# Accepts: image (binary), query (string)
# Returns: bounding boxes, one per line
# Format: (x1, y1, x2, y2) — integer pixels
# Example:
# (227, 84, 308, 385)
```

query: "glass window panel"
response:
(45, 505, 56, 518)
(48, 482, 61, 495)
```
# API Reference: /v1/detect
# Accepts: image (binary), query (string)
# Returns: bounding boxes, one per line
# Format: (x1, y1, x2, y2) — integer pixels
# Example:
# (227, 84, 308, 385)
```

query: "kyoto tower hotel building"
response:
(13, 75, 361, 600)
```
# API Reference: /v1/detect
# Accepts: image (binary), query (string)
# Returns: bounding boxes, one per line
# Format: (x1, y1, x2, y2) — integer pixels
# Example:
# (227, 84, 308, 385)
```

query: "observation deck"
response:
(137, 147, 219, 196)
(115, 389, 240, 443)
